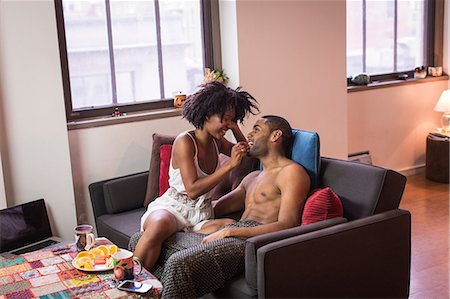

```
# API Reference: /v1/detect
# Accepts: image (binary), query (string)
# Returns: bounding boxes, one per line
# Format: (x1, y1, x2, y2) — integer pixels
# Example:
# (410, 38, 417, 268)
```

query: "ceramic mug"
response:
(74, 224, 96, 251)
(112, 249, 143, 282)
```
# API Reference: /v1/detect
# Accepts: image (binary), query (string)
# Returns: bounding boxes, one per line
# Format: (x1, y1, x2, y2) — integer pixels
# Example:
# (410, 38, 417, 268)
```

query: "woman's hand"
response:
(228, 142, 248, 169)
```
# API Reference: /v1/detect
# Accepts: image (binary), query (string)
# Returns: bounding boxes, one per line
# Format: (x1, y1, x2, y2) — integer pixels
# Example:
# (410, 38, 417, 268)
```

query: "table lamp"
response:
(434, 89, 450, 133)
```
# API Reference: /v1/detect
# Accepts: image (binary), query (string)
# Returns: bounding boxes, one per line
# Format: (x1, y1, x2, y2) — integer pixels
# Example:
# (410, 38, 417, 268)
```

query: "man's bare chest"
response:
(246, 172, 281, 203)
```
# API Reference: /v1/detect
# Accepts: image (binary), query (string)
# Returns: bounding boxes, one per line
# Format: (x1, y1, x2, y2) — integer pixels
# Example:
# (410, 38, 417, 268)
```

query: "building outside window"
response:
(56, 0, 214, 121)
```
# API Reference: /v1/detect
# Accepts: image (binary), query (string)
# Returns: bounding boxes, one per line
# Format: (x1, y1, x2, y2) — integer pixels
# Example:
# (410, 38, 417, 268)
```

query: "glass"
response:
(159, 0, 204, 98)
(110, 1, 161, 103)
(366, 0, 395, 75)
(346, 0, 363, 77)
(397, 0, 425, 71)
(63, 0, 112, 109)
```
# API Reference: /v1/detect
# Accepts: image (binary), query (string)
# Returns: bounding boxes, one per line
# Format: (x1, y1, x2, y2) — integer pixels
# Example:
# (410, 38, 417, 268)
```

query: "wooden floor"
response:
(399, 173, 449, 298)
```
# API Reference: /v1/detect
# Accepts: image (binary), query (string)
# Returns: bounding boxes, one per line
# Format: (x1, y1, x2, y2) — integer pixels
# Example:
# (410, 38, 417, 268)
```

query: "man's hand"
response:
(201, 228, 231, 243)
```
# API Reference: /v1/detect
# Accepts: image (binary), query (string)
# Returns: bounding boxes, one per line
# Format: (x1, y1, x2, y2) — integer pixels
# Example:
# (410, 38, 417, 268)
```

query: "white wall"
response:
(68, 118, 190, 227)
(0, 0, 77, 240)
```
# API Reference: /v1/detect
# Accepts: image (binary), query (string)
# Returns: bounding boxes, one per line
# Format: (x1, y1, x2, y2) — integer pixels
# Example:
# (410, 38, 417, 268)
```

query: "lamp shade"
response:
(434, 90, 450, 112)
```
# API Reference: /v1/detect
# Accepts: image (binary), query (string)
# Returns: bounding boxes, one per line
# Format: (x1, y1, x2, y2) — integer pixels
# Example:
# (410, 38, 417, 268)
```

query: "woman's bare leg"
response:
(134, 210, 178, 271)
(196, 218, 236, 234)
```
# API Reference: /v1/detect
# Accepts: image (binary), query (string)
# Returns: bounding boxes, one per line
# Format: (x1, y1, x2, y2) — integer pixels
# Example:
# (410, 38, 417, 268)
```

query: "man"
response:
(201, 114, 310, 242)
(160, 115, 311, 298)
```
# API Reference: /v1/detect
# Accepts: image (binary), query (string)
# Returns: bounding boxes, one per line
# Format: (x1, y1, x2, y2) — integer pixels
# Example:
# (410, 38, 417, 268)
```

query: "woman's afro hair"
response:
(182, 81, 259, 129)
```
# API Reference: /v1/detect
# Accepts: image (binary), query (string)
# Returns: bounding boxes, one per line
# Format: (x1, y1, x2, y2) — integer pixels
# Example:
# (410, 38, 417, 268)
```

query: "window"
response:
(55, 0, 218, 121)
(346, 0, 443, 82)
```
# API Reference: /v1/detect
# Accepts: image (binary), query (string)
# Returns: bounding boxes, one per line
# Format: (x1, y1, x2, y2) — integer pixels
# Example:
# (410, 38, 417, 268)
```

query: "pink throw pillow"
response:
(159, 144, 172, 196)
(301, 187, 343, 225)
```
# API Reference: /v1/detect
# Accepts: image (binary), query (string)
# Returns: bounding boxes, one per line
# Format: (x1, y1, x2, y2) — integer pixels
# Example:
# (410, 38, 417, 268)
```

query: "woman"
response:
(135, 81, 259, 271)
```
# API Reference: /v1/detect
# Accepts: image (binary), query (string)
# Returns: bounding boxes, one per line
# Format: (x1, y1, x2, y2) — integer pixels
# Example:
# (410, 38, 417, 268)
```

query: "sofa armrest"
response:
(256, 209, 411, 299)
(89, 171, 148, 219)
(244, 217, 347, 289)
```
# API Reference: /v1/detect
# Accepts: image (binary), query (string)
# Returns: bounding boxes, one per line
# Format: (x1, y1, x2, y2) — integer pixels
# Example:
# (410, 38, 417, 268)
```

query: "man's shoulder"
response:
(244, 170, 261, 180)
(278, 160, 310, 182)
(282, 159, 307, 172)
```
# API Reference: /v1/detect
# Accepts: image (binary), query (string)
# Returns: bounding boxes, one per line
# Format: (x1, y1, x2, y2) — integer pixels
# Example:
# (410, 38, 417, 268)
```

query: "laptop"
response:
(0, 199, 62, 258)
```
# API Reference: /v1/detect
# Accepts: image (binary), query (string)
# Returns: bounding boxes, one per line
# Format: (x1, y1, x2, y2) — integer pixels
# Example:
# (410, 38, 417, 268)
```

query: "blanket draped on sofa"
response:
(129, 220, 261, 298)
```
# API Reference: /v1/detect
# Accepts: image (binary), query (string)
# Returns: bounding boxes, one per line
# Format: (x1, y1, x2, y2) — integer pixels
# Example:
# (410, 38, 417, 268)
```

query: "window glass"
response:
(346, 0, 426, 78)
(366, 0, 395, 75)
(159, 0, 204, 98)
(63, 0, 112, 109)
(57, 0, 210, 120)
(346, 0, 363, 77)
(110, 1, 160, 103)
(397, 1, 424, 71)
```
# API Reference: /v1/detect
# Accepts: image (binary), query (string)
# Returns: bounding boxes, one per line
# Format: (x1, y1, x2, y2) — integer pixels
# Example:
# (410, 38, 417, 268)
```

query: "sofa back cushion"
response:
(319, 157, 407, 220)
(144, 133, 176, 207)
(291, 129, 321, 190)
(103, 174, 149, 214)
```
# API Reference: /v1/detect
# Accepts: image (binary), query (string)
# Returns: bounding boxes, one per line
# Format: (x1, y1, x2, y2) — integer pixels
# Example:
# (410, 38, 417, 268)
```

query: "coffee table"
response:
(0, 242, 161, 298)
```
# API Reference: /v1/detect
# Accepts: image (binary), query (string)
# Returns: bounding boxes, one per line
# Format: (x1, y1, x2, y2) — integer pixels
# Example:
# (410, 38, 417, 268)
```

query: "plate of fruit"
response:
(72, 244, 119, 272)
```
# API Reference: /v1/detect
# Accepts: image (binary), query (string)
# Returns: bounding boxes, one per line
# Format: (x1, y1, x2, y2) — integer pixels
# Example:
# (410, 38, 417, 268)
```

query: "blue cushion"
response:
(291, 129, 320, 189)
(261, 129, 320, 190)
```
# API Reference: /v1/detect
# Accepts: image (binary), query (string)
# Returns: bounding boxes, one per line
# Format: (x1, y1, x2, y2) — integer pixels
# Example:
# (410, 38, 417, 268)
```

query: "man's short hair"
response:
(261, 115, 293, 157)
(182, 81, 259, 129)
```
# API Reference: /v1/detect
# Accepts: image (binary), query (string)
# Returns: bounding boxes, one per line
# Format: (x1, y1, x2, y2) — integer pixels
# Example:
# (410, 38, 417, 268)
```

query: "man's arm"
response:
(213, 171, 259, 217)
(203, 163, 310, 243)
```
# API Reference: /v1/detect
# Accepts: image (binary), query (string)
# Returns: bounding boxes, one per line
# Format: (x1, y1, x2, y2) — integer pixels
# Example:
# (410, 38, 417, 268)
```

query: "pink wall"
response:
(348, 80, 448, 172)
(235, 0, 348, 159)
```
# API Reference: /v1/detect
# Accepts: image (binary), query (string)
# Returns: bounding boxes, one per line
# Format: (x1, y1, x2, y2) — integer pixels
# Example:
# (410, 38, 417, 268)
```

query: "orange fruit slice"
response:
(96, 245, 110, 256)
(76, 251, 94, 260)
(88, 248, 104, 257)
(83, 261, 93, 269)
(108, 245, 119, 255)
(75, 256, 93, 268)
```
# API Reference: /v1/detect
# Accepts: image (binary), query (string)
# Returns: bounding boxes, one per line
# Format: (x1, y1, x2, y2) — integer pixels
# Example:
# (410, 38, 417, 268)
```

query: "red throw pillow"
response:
(159, 144, 172, 196)
(301, 187, 343, 225)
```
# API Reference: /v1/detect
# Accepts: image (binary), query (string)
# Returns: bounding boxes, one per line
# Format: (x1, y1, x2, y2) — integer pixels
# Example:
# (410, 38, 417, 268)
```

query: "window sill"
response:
(67, 107, 182, 130)
(347, 75, 449, 93)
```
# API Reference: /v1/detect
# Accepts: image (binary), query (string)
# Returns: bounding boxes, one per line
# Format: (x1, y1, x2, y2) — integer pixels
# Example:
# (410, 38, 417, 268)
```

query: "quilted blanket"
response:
(130, 220, 260, 298)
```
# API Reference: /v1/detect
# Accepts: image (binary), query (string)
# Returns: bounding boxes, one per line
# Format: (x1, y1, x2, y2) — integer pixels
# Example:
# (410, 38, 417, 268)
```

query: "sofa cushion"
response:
(144, 133, 176, 207)
(97, 207, 146, 249)
(103, 174, 148, 214)
(301, 187, 343, 225)
(291, 129, 320, 190)
(319, 157, 406, 220)
(159, 144, 172, 196)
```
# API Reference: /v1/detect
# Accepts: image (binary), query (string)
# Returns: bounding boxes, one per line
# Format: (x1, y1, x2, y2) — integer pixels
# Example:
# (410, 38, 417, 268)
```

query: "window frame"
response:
(347, 0, 445, 87)
(55, 0, 220, 121)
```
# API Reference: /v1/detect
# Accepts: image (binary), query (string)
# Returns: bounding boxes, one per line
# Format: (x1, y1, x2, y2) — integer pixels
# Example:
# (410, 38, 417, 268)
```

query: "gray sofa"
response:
(89, 155, 410, 298)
